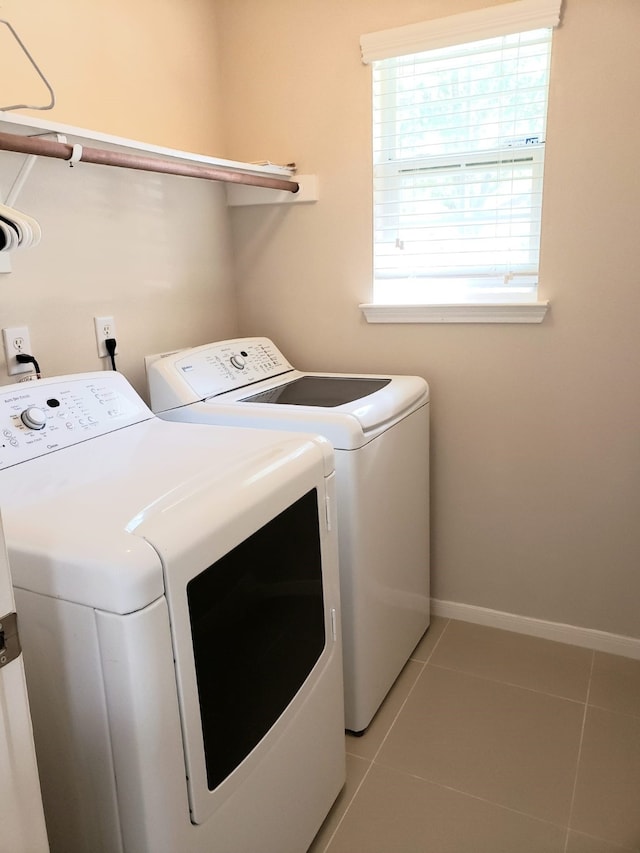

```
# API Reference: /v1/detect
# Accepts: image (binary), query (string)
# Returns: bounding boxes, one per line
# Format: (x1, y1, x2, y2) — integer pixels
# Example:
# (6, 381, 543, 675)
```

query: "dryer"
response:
(0, 371, 344, 853)
(147, 337, 430, 733)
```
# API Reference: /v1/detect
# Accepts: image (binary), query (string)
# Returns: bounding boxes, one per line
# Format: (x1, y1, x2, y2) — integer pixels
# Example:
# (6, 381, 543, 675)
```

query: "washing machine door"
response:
(134, 436, 341, 827)
(0, 512, 50, 853)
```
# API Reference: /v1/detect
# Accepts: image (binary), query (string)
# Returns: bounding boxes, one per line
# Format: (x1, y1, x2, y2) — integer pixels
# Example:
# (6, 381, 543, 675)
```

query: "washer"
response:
(0, 371, 344, 853)
(147, 337, 430, 733)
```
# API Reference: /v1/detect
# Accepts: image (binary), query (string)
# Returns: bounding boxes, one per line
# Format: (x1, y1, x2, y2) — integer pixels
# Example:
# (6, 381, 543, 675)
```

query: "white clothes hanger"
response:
(0, 19, 55, 112)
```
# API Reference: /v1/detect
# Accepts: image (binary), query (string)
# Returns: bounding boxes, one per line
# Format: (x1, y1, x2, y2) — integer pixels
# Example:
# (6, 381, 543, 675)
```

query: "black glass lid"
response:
(240, 375, 391, 407)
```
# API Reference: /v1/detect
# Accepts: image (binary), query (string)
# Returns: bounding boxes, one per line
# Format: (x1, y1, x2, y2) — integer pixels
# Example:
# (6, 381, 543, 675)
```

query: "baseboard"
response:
(431, 599, 640, 660)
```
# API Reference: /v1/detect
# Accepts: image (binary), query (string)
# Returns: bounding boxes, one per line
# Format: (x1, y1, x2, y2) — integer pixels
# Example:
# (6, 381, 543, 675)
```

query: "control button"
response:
(20, 407, 47, 431)
(2, 429, 11, 438)
(230, 354, 246, 370)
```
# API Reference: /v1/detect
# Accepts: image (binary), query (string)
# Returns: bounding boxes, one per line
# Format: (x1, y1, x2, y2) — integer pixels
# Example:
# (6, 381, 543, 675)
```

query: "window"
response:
(360, 0, 562, 322)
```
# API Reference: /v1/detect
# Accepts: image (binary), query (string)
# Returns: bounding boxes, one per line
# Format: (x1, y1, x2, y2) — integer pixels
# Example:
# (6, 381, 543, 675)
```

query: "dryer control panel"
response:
(0, 372, 153, 469)
(152, 337, 295, 404)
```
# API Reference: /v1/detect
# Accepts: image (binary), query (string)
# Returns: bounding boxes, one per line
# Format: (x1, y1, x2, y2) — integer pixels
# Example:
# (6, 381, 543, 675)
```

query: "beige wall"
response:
(1, 0, 638, 641)
(217, 0, 640, 639)
(0, 0, 237, 398)
(0, 0, 223, 154)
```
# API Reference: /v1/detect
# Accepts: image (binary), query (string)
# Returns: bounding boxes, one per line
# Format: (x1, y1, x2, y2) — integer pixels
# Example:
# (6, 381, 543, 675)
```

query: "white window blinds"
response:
(361, 0, 562, 305)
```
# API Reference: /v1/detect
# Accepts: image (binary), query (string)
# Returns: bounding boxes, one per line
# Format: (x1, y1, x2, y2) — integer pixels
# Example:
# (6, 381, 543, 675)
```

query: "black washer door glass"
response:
(187, 489, 325, 791)
(240, 376, 391, 407)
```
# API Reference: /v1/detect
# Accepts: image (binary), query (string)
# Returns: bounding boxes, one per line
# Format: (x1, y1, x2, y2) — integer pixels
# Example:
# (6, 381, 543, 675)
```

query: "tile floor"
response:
(308, 617, 640, 853)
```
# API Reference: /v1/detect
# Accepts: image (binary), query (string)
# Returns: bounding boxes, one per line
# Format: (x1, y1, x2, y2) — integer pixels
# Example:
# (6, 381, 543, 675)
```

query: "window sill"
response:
(359, 302, 549, 324)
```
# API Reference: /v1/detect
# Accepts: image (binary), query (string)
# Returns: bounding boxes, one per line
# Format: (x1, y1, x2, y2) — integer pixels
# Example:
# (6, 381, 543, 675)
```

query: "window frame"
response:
(359, 0, 562, 324)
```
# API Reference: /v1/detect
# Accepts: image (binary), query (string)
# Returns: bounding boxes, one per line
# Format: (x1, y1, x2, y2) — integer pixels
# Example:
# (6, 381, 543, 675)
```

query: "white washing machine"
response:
(147, 337, 430, 733)
(0, 371, 345, 853)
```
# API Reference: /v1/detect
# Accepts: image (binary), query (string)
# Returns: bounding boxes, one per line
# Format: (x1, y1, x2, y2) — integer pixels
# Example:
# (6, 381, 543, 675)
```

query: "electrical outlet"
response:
(2, 326, 33, 375)
(94, 316, 118, 358)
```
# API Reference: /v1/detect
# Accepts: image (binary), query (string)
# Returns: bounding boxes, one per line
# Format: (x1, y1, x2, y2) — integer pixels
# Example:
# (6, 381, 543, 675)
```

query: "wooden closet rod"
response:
(0, 131, 299, 193)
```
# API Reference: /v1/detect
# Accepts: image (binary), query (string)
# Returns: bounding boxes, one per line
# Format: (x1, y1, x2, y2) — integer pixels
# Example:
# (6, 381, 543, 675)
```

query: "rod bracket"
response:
(69, 143, 83, 167)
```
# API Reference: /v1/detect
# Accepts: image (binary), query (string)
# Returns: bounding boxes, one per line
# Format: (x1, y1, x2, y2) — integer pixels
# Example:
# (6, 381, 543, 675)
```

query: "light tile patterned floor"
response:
(308, 617, 640, 853)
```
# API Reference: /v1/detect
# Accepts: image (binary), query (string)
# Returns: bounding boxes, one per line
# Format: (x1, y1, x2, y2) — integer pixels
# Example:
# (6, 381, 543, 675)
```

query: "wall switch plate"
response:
(94, 316, 117, 358)
(2, 326, 33, 375)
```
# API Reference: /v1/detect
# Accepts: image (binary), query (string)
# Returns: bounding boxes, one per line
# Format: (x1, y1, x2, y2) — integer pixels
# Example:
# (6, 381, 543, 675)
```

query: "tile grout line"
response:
(424, 660, 589, 705)
(563, 649, 595, 853)
(587, 700, 640, 721)
(370, 618, 452, 764)
(317, 618, 452, 853)
(371, 758, 572, 834)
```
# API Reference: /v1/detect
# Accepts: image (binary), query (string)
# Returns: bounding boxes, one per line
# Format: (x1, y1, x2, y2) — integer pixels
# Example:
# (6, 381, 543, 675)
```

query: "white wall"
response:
(0, 150, 237, 398)
(2, 0, 638, 642)
(217, 0, 640, 640)
(0, 0, 238, 399)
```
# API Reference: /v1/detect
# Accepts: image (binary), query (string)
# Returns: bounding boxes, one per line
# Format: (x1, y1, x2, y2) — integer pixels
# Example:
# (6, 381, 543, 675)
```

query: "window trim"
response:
(359, 301, 549, 324)
(360, 0, 563, 64)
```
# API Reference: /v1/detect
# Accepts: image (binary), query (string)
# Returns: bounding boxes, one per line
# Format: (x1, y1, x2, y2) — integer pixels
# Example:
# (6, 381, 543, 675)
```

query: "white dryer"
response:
(0, 371, 344, 853)
(147, 337, 430, 733)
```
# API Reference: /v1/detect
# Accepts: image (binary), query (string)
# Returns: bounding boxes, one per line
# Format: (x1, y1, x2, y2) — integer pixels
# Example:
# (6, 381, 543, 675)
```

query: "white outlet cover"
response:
(2, 326, 33, 375)
(94, 316, 118, 358)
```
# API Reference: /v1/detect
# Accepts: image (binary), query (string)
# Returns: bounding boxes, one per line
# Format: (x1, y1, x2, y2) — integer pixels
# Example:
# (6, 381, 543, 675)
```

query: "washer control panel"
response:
(169, 337, 294, 398)
(0, 373, 152, 469)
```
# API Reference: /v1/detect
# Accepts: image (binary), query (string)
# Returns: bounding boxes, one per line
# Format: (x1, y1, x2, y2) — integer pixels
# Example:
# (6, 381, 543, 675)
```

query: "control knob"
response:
(20, 407, 47, 431)
(230, 354, 246, 370)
